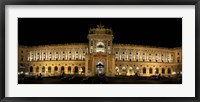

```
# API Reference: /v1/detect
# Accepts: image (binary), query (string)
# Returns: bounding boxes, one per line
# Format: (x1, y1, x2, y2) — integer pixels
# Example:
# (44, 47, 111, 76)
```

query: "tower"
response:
(86, 23, 115, 76)
(87, 23, 114, 54)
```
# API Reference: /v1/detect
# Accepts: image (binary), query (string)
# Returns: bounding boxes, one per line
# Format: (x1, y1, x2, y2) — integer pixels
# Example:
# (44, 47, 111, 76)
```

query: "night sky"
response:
(18, 18, 182, 48)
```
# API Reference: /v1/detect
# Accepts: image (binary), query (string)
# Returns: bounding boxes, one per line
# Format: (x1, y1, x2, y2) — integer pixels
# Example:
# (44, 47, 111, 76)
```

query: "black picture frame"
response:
(0, 0, 199, 102)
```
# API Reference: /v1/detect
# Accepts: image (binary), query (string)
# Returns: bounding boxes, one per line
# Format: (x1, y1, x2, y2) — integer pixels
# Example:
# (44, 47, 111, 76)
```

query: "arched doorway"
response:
(74, 66, 78, 74)
(162, 68, 165, 75)
(149, 68, 153, 74)
(29, 66, 33, 76)
(61, 66, 65, 73)
(136, 67, 140, 76)
(129, 67, 133, 76)
(48, 66, 51, 76)
(115, 67, 119, 75)
(30, 66, 33, 73)
(143, 67, 146, 74)
(96, 61, 105, 76)
(68, 66, 71, 74)
(54, 66, 58, 76)
(82, 67, 85, 74)
(122, 67, 126, 76)
(80, 67, 85, 75)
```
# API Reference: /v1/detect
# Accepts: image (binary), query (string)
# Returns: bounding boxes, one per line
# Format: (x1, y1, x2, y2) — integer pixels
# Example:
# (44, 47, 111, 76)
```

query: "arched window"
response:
(42, 66, 45, 72)
(61, 66, 64, 72)
(30, 66, 33, 72)
(48, 67, 51, 73)
(156, 68, 159, 74)
(149, 68, 152, 74)
(36, 67, 39, 72)
(162, 68, 165, 74)
(68, 66, 71, 73)
(82, 67, 85, 73)
(143, 68, 146, 74)
(168, 68, 171, 74)
(54, 66, 58, 72)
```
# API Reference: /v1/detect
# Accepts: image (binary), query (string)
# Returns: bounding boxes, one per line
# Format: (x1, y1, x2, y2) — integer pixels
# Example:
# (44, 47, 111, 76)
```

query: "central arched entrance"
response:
(96, 61, 105, 76)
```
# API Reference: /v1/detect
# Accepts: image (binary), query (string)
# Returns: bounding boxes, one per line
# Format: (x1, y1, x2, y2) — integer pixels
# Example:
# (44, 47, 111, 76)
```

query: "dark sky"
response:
(18, 18, 182, 48)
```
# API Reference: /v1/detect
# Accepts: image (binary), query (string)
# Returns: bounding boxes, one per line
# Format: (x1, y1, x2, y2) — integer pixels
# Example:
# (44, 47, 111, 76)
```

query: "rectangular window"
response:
(108, 41, 110, 46)
(91, 41, 93, 46)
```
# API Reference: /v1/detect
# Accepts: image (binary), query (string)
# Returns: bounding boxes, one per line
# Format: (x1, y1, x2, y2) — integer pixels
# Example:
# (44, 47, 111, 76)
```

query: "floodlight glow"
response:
(172, 72, 176, 75)
(25, 72, 29, 75)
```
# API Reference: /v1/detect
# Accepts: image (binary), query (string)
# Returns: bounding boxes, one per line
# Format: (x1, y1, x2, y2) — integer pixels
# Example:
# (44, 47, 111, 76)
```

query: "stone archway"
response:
(136, 67, 140, 76)
(74, 66, 79, 74)
(96, 60, 105, 76)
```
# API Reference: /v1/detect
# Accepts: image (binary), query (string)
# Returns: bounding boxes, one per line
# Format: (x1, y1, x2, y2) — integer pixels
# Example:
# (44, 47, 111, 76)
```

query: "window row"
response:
(115, 58, 173, 63)
(115, 67, 172, 74)
(29, 66, 85, 73)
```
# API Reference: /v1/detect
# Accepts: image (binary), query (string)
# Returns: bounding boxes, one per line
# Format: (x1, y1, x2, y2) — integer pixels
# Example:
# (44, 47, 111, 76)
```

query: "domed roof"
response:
(89, 23, 113, 35)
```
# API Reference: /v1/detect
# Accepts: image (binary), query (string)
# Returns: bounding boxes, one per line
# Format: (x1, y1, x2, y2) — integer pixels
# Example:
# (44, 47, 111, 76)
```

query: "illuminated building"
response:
(18, 24, 182, 77)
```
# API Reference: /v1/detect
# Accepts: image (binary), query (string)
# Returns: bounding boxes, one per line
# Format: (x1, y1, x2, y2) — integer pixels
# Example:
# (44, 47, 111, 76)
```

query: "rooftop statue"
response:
(89, 23, 113, 35)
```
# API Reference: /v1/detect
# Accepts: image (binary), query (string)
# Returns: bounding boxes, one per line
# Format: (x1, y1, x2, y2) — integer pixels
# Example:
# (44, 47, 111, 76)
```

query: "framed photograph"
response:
(0, 0, 199, 102)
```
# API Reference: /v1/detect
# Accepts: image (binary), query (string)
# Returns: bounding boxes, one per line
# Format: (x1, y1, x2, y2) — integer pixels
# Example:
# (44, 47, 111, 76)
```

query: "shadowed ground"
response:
(18, 75, 182, 84)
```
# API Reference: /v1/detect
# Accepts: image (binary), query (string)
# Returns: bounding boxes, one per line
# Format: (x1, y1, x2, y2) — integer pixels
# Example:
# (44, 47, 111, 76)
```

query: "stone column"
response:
(40, 50, 41, 61)
(146, 68, 149, 76)
(66, 49, 68, 60)
(46, 49, 48, 60)
(106, 56, 109, 76)
(58, 49, 60, 60)
(112, 54, 115, 76)
(52, 49, 54, 60)
(85, 55, 89, 76)
(33, 50, 35, 61)
(36, 50, 38, 61)
(119, 52, 121, 60)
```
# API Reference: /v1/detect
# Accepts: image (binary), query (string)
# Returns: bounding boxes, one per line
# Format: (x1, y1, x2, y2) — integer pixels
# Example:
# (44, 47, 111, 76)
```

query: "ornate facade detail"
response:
(18, 24, 182, 77)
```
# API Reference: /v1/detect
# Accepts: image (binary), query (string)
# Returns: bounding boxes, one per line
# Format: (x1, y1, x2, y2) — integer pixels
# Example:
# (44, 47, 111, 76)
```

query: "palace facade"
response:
(18, 24, 182, 77)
